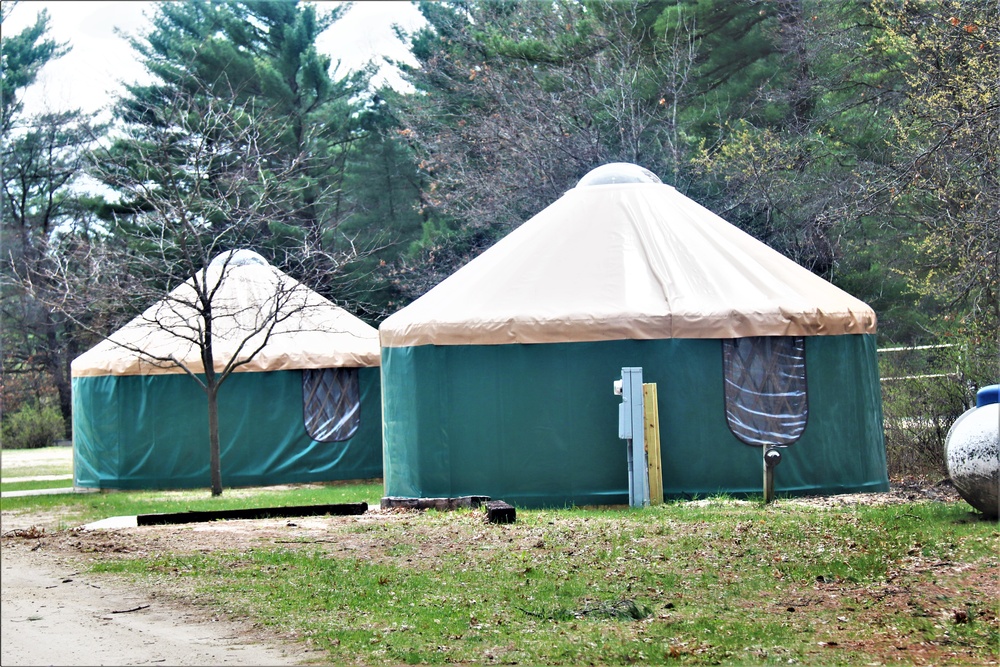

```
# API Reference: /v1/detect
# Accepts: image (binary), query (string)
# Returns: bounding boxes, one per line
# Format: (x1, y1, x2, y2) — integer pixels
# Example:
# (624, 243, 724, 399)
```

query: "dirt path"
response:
(0, 519, 321, 667)
(1, 447, 316, 665)
(1, 540, 312, 666)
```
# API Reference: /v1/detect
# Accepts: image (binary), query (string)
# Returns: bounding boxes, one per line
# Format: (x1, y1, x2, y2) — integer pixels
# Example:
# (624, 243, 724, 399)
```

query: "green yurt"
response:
(72, 250, 382, 490)
(379, 164, 888, 508)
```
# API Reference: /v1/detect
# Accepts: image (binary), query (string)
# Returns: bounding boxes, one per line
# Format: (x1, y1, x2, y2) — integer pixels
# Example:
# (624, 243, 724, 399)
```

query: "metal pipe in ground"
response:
(763, 446, 782, 504)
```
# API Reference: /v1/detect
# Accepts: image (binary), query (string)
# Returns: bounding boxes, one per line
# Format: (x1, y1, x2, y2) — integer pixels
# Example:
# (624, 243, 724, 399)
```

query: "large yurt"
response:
(72, 250, 382, 490)
(379, 164, 888, 508)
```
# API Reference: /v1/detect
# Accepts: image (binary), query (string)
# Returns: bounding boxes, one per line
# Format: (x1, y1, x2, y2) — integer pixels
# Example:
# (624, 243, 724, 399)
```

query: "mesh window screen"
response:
(302, 368, 360, 442)
(723, 336, 808, 447)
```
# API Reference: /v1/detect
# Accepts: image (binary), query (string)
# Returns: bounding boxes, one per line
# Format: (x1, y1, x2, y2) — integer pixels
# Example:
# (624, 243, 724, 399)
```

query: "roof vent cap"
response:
(576, 162, 661, 187)
(209, 249, 269, 270)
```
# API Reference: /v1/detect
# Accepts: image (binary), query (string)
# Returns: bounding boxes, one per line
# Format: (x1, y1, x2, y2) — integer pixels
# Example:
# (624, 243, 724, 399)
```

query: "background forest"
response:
(2, 0, 997, 475)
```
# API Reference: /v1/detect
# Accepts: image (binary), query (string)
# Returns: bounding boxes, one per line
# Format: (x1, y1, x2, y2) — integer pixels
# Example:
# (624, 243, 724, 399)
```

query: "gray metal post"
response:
(618, 367, 650, 508)
(763, 446, 782, 504)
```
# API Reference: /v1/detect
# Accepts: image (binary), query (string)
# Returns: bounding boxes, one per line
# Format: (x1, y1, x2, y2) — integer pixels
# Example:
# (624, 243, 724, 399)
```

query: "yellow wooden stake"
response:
(643, 383, 663, 506)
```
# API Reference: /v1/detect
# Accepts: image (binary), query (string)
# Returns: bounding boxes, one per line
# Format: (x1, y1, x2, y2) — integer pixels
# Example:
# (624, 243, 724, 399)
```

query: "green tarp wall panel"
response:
(73, 367, 382, 490)
(381, 335, 888, 508)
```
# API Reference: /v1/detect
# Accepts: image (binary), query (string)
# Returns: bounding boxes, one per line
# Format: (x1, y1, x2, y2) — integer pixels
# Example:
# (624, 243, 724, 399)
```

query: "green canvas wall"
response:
(381, 335, 888, 508)
(73, 367, 382, 489)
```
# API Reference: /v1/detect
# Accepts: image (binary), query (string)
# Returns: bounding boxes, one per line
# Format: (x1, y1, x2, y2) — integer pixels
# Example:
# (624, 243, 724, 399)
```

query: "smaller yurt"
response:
(72, 250, 382, 490)
(380, 164, 889, 508)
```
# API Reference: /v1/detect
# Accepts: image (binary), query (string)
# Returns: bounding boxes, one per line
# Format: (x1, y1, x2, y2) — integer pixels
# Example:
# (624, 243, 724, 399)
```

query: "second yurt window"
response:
(302, 368, 360, 442)
(722, 336, 808, 447)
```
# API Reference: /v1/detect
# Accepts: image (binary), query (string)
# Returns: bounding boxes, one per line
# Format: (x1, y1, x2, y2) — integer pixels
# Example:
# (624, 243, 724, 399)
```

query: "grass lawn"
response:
(90, 500, 998, 665)
(1, 478, 75, 493)
(0, 446, 73, 480)
(2, 451, 997, 665)
(9, 493, 996, 665)
(0, 482, 385, 526)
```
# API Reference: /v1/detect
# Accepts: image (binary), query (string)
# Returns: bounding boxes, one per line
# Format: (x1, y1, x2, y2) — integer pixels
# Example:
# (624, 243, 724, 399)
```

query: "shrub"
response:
(879, 340, 987, 478)
(1, 402, 66, 449)
(881, 375, 965, 477)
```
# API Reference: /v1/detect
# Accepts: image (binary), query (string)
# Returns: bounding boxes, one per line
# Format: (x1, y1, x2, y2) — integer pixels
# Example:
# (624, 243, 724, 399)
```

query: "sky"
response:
(3, 0, 427, 119)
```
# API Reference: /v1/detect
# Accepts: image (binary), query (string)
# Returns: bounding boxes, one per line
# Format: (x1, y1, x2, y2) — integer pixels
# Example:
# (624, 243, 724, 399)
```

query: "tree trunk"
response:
(207, 384, 223, 497)
(203, 307, 222, 497)
(44, 314, 74, 439)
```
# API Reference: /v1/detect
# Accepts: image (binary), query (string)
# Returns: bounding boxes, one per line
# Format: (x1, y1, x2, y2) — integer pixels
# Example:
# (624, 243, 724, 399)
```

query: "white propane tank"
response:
(945, 403, 999, 518)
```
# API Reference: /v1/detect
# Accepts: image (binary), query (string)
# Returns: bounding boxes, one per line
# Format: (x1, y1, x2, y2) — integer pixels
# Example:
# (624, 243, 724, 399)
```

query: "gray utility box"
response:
(615, 367, 650, 508)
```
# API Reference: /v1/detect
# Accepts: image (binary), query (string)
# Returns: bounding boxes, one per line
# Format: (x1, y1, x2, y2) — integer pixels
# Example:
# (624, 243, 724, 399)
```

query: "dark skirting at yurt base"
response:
(381, 335, 887, 508)
(73, 367, 382, 490)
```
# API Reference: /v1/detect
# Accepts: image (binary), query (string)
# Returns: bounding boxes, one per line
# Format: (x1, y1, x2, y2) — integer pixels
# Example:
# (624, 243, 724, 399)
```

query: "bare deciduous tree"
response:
(26, 88, 360, 496)
(390, 0, 700, 299)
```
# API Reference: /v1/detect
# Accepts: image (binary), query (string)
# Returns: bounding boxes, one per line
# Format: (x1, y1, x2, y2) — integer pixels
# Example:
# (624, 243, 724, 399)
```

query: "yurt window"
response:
(723, 336, 808, 447)
(302, 368, 360, 442)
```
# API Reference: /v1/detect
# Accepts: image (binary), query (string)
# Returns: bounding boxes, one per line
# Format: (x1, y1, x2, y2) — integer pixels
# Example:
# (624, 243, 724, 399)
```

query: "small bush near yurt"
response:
(880, 338, 990, 478)
(1, 402, 65, 449)
(882, 375, 963, 477)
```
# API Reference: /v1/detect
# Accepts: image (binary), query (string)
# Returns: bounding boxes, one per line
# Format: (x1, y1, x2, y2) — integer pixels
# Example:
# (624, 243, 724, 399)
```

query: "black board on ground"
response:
(136, 502, 368, 526)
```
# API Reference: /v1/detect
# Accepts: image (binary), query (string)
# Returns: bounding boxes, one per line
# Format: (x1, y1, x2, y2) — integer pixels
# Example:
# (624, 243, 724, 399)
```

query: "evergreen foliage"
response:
(3, 0, 996, 471)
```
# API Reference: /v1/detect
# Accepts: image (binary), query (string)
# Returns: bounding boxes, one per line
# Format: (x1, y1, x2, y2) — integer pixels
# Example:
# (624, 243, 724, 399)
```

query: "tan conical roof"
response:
(380, 177, 876, 348)
(73, 251, 379, 377)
